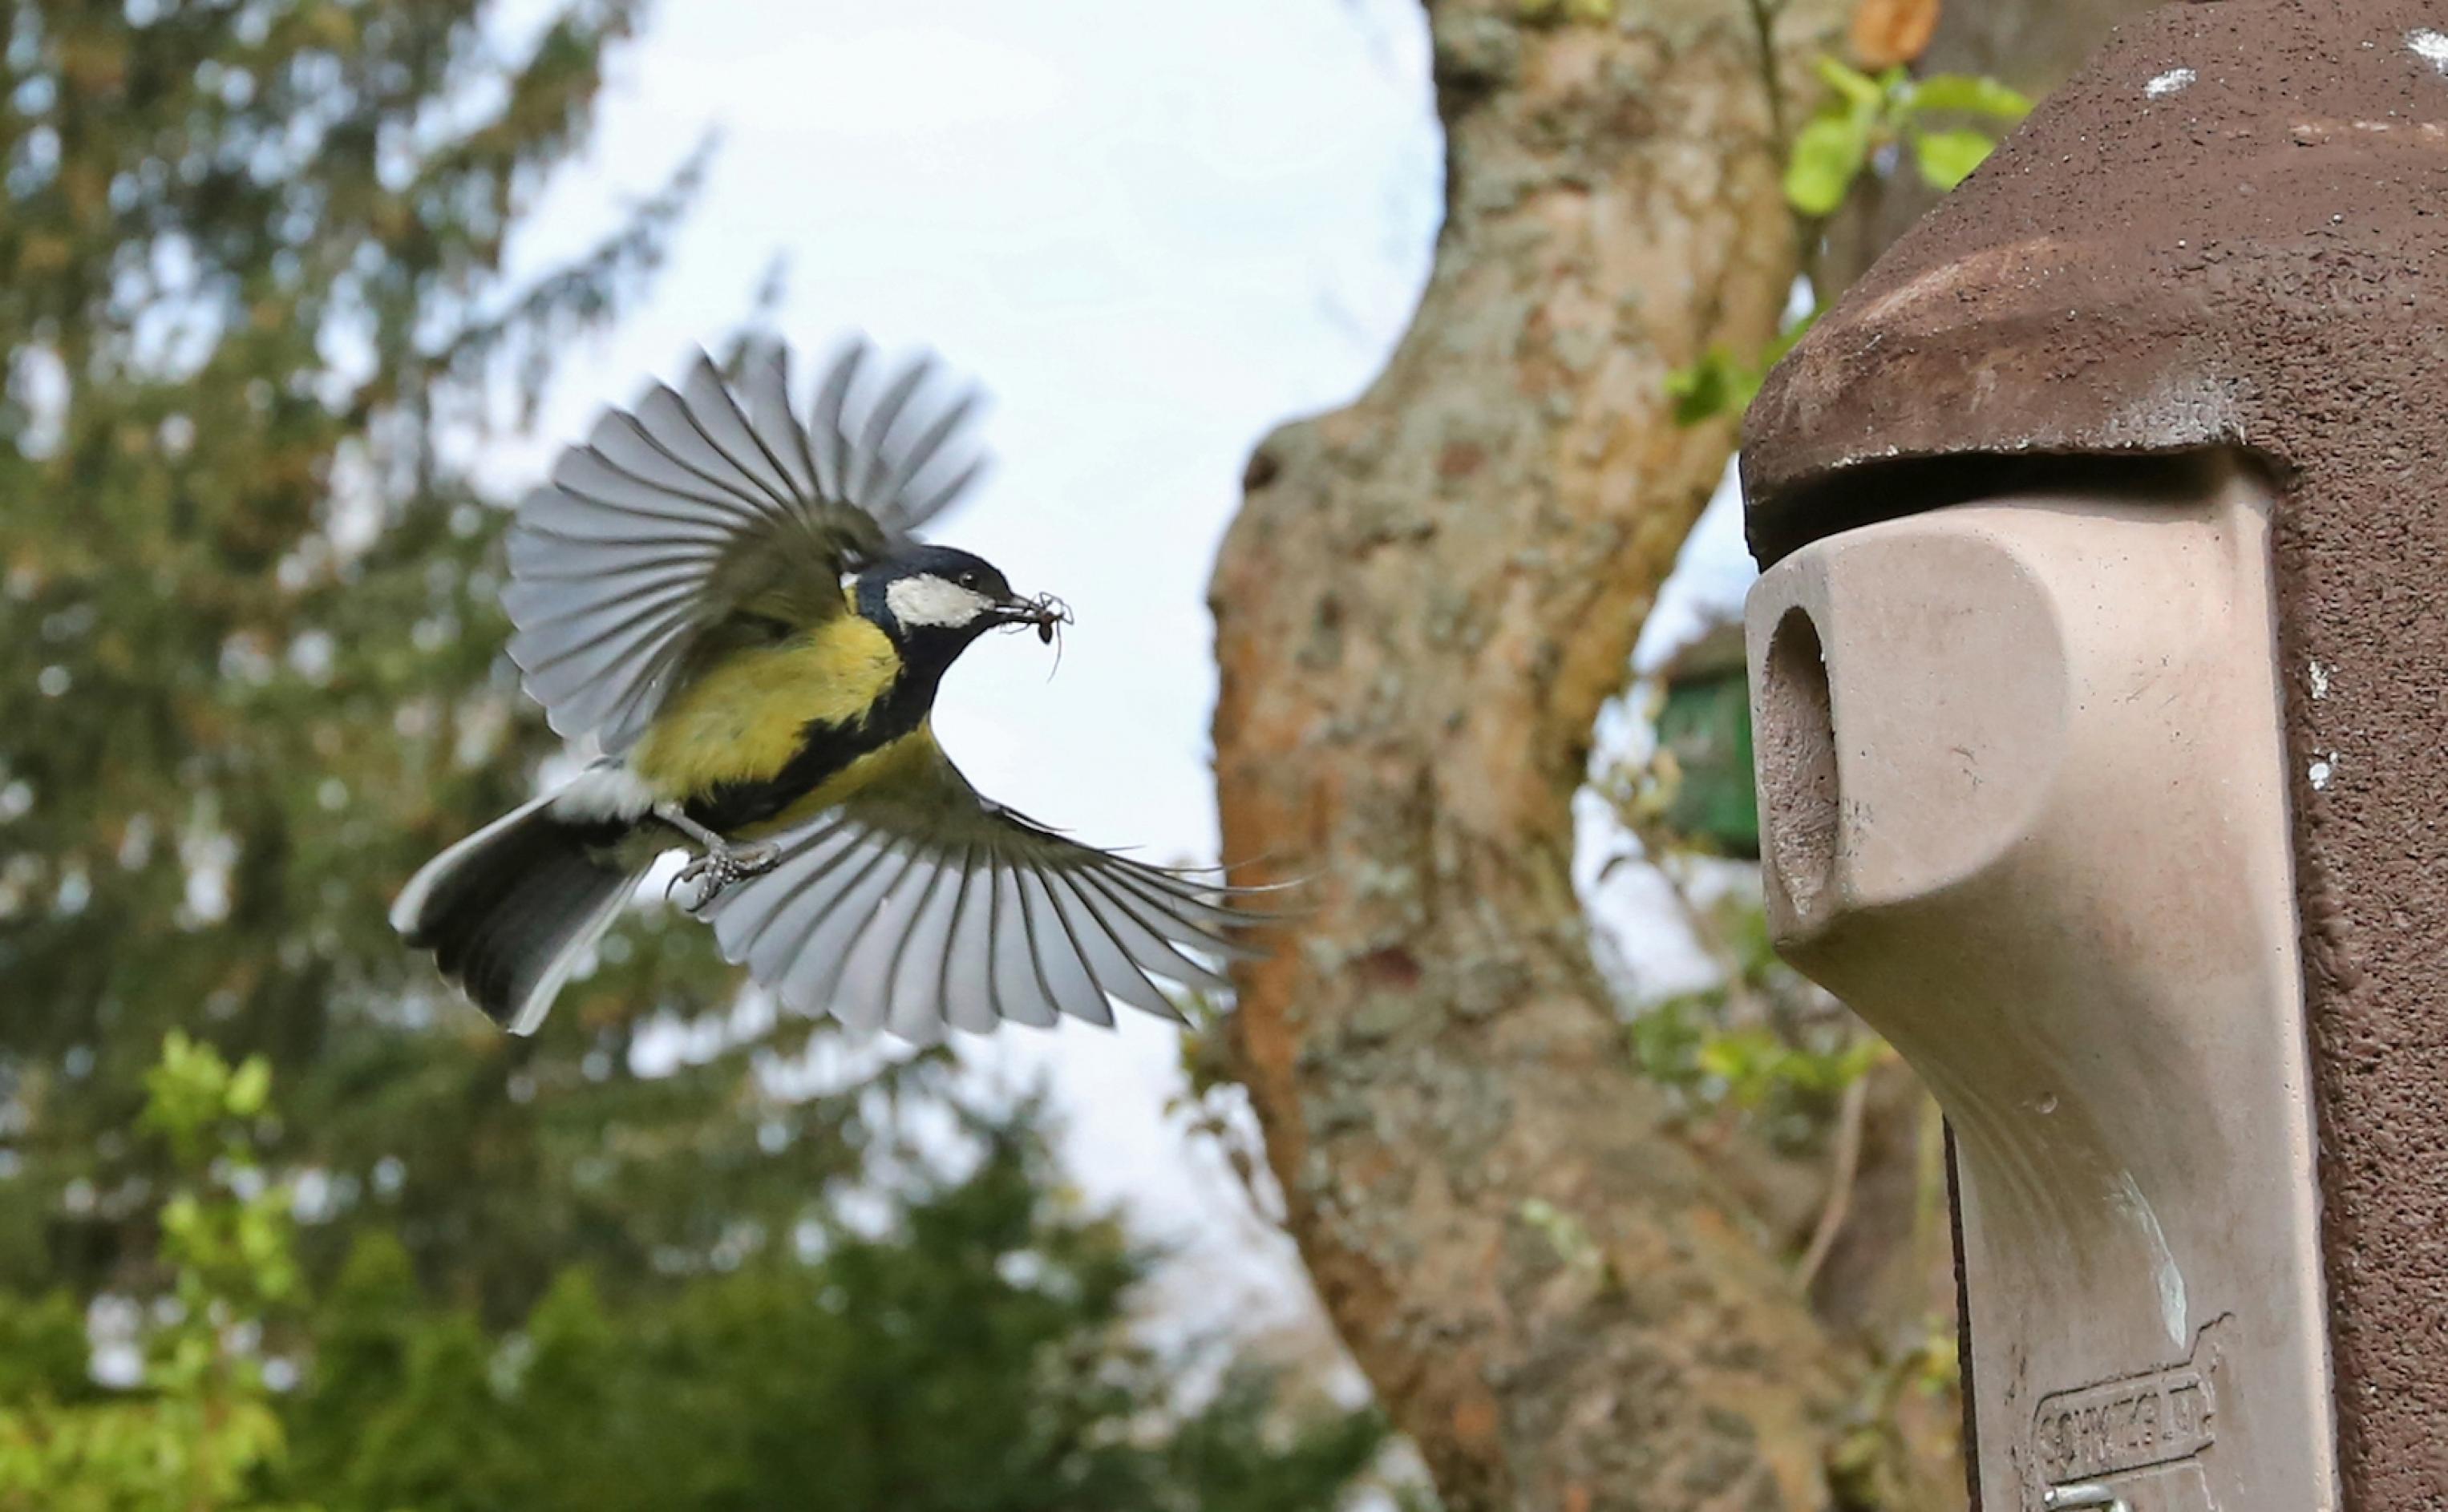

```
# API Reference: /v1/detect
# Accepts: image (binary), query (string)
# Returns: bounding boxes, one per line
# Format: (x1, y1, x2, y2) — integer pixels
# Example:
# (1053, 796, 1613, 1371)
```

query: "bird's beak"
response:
(993, 591, 1072, 643)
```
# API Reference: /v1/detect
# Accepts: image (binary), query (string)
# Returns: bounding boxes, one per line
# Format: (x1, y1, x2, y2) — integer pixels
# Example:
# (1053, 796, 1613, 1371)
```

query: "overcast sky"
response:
(484, 0, 1757, 1346)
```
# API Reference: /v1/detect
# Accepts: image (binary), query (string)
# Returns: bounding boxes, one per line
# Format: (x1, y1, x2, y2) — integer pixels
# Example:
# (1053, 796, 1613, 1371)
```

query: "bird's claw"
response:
(671, 840, 780, 908)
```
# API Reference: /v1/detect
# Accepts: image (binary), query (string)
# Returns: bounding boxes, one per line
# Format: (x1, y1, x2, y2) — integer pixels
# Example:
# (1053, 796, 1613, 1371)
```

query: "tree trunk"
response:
(1212, 4, 1855, 1507)
(1209, 2, 2163, 1508)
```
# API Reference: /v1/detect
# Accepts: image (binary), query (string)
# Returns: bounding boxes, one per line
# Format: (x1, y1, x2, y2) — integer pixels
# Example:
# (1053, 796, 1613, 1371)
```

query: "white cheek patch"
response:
(886, 575, 994, 629)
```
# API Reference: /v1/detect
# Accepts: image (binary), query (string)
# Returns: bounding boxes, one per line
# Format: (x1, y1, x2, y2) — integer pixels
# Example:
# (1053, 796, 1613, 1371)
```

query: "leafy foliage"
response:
(0, 1034, 308, 1512)
(0, 1040, 1390, 1511)
(273, 1110, 1388, 1512)
(1614, 886, 1879, 1154)
(1783, 58, 2030, 215)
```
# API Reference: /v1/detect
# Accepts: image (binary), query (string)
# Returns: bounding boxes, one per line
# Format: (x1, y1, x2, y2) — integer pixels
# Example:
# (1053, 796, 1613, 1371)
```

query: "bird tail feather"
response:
(391, 797, 644, 1034)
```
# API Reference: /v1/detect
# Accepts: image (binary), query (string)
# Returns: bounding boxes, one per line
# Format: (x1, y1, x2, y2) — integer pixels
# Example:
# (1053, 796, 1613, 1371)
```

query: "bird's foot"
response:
(672, 839, 781, 908)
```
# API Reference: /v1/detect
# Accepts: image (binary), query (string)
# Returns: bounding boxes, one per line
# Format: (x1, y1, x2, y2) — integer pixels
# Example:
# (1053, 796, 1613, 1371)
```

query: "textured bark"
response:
(1212, 5, 1855, 1508)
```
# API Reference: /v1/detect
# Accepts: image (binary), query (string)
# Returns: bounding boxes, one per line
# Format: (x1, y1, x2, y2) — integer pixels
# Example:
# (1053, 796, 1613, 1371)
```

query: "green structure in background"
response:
(1652, 625, 1759, 859)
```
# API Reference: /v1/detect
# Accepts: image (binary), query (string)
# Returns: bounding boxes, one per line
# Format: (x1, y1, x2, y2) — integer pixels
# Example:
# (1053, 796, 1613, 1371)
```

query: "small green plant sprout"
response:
(142, 1031, 273, 1163)
(1785, 59, 2033, 216)
(1665, 312, 1819, 429)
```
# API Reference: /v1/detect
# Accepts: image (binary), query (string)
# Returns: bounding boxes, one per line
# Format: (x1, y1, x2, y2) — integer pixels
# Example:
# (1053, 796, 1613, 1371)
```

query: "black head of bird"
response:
(854, 545, 1063, 669)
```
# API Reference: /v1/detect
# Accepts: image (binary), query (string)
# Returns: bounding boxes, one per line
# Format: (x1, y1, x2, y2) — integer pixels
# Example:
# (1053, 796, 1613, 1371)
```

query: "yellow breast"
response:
(631, 617, 901, 797)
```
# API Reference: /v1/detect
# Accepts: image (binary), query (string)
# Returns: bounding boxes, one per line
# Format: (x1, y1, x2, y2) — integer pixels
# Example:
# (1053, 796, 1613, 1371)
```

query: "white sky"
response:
(485, 0, 1758, 1348)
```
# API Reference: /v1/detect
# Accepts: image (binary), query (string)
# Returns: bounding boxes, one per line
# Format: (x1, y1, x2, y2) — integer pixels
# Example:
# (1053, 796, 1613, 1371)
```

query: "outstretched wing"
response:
(694, 734, 1264, 1041)
(502, 339, 990, 754)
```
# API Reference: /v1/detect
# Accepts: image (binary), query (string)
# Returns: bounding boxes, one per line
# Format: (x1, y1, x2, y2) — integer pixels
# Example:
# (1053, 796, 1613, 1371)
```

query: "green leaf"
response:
(1912, 127, 1997, 190)
(1812, 56, 1886, 109)
(1695, 1032, 1782, 1107)
(1665, 350, 1741, 427)
(160, 1194, 200, 1242)
(225, 1056, 270, 1118)
(1785, 114, 1871, 215)
(1907, 74, 2034, 120)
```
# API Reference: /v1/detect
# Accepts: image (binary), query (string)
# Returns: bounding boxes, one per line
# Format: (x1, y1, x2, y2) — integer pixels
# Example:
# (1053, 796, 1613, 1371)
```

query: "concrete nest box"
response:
(1740, 2, 2448, 1507)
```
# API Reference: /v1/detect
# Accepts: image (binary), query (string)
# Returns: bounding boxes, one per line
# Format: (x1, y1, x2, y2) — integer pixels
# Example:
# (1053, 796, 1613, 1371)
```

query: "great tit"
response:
(390, 339, 1255, 1041)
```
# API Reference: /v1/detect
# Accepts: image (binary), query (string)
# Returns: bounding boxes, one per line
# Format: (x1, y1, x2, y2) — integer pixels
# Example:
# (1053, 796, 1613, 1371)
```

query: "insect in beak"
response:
(994, 591, 1073, 676)
(996, 592, 1073, 645)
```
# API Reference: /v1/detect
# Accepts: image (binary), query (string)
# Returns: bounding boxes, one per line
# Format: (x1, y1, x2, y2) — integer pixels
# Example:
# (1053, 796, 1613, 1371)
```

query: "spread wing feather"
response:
(694, 736, 1263, 1041)
(503, 339, 991, 755)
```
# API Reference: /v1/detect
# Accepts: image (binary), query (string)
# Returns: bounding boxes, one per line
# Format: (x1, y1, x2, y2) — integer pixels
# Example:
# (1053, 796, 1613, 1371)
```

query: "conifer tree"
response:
(0, 7, 1387, 1506)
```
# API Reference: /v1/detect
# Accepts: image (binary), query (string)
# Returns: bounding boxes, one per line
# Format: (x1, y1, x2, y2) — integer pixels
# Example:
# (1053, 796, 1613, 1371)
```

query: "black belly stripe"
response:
(684, 670, 937, 835)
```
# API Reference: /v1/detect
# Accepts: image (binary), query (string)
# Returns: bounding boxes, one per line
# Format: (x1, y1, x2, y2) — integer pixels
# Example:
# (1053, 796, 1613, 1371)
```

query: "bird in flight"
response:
(391, 339, 1256, 1041)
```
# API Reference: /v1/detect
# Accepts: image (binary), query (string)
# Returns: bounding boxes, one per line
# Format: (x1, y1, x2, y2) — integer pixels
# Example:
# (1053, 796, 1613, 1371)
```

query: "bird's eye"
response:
(957, 572, 978, 588)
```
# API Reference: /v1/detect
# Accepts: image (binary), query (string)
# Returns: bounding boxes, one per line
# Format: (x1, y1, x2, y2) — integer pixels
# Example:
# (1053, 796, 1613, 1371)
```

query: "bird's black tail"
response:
(390, 798, 644, 1034)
